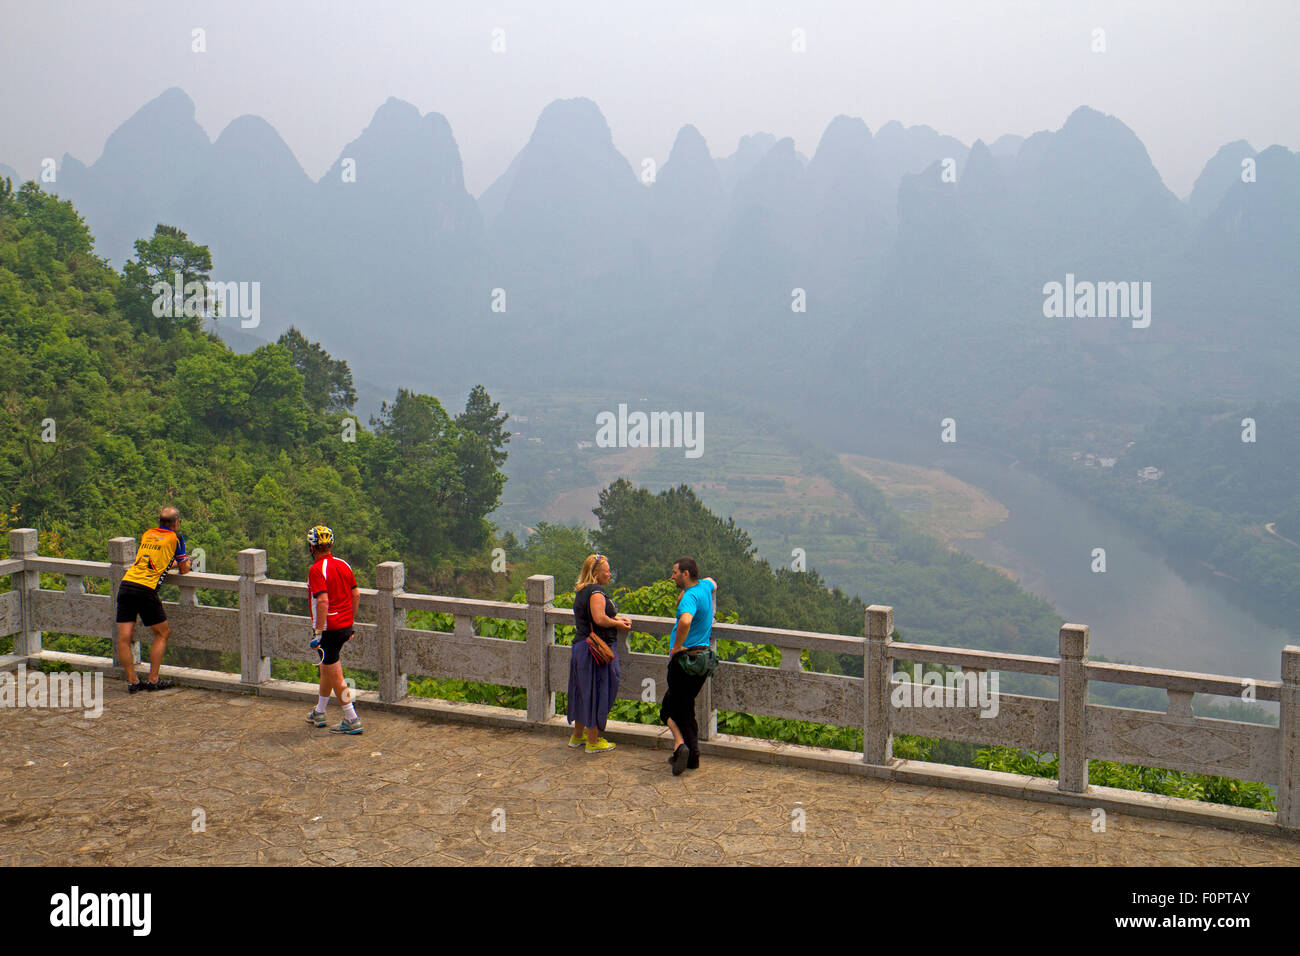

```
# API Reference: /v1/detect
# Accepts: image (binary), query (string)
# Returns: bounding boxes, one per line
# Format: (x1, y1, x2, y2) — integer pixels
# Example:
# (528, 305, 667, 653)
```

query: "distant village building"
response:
(576, 440, 594, 450)
(1137, 466, 1162, 481)
(1099, 457, 1117, 469)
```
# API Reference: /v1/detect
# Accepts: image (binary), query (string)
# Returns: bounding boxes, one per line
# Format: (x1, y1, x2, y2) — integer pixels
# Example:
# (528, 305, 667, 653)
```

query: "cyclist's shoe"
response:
(127, 681, 144, 694)
(568, 733, 586, 748)
(307, 709, 327, 727)
(329, 718, 363, 735)
(585, 738, 616, 754)
(142, 678, 174, 691)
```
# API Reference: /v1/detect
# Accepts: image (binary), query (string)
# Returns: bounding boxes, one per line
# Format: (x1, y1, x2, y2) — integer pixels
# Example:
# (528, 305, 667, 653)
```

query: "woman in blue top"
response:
(568, 554, 632, 753)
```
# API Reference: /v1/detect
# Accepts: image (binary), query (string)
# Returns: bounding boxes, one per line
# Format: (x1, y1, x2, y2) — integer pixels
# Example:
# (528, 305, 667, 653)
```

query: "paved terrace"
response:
(4, 529, 1300, 855)
(3, 681, 1299, 866)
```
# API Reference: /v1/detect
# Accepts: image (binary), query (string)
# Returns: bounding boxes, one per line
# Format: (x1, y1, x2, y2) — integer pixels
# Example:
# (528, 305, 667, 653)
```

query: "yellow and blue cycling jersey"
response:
(121, 527, 186, 591)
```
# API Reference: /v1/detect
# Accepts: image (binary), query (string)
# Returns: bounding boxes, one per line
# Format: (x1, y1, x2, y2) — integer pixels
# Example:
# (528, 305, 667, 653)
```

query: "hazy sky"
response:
(2, 0, 1296, 198)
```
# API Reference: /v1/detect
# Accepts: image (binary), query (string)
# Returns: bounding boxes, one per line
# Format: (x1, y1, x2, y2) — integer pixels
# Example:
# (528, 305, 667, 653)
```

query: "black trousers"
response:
(660, 653, 708, 754)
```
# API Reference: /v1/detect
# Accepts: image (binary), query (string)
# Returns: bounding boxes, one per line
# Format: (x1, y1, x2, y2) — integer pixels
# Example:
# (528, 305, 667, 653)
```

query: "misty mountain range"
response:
(9, 87, 1299, 445)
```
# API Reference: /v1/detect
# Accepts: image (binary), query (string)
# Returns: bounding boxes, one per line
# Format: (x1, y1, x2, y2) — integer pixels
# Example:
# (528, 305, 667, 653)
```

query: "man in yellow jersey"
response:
(116, 506, 191, 693)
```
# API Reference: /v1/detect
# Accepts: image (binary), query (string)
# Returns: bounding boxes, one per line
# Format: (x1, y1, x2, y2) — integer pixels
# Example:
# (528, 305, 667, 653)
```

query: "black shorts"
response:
(318, 627, 353, 666)
(116, 581, 166, 627)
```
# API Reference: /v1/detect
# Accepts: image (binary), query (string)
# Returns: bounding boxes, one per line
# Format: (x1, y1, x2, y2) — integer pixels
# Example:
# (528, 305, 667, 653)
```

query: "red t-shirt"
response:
(308, 554, 357, 631)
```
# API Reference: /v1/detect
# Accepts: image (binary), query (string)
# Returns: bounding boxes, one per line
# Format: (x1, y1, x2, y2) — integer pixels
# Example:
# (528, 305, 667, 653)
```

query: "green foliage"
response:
(512, 522, 594, 587)
(1120, 401, 1300, 524)
(277, 326, 356, 413)
(117, 224, 213, 338)
(456, 384, 511, 469)
(173, 343, 310, 443)
(593, 479, 866, 637)
(974, 746, 1276, 811)
(368, 388, 505, 556)
(808, 451, 1064, 662)
(0, 185, 507, 585)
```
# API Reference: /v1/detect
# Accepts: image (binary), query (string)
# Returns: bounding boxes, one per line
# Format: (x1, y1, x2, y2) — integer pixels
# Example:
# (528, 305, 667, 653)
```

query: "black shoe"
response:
(687, 751, 700, 770)
(127, 681, 144, 694)
(142, 678, 174, 691)
(671, 744, 690, 776)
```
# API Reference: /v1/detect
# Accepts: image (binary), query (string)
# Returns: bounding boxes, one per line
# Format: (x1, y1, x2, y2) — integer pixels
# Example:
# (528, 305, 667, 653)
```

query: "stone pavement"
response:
(2, 681, 1298, 866)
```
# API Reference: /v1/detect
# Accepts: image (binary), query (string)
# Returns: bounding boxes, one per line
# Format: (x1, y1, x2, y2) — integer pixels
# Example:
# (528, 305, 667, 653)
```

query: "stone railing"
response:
(2, 528, 1297, 833)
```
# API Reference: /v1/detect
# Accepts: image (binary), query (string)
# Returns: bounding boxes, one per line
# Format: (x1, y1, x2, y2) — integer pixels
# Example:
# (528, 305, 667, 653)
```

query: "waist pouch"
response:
(679, 646, 718, 677)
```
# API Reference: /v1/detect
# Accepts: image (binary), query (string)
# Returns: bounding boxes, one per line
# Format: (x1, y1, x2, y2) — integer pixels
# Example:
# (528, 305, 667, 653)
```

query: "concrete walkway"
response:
(2, 682, 1298, 866)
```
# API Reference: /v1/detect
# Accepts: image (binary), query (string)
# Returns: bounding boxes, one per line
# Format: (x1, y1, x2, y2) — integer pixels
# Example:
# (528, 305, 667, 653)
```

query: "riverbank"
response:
(839, 453, 1019, 582)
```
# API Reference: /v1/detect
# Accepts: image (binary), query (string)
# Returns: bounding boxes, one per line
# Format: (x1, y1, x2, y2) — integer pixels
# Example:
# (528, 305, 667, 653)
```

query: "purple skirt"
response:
(567, 638, 621, 731)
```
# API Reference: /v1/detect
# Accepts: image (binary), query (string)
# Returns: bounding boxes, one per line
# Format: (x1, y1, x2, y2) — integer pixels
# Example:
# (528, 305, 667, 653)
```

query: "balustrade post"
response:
(525, 575, 555, 723)
(108, 536, 137, 670)
(238, 549, 269, 684)
(865, 605, 894, 764)
(1058, 624, 1090, 793)
(1278, 645, 1300, 829)
(695, 637, 718, 743)
(9, 529, 40, 657)
(376, 561, 407, 703)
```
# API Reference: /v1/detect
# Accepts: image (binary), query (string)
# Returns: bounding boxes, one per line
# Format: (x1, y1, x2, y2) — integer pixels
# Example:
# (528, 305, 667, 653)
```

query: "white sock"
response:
(342, 703, 358, 721)
(317, 695, 330, 713)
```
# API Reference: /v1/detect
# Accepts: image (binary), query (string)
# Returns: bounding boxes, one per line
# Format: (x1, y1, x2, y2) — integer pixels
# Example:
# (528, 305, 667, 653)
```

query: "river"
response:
(829, 419, 1295, 682)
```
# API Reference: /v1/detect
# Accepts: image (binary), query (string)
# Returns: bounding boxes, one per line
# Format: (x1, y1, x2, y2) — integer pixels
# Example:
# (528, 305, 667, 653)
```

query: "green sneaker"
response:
(329, 717, 363, 735)
(306, 708, 327, 727)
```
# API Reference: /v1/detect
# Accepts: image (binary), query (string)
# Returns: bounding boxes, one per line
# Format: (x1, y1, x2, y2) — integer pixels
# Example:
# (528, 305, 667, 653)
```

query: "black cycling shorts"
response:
(116, 581, 166, 627)
(318, 627, 353, 666)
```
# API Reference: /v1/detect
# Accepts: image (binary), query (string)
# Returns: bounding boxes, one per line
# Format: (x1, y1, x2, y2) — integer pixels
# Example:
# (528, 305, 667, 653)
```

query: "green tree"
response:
(592, 479, 864, 635)
(518, 522, 595, 585)
(456, 384, 511, 467)
(367, 390, 462, 559)
(276, 326, 356, 412)
(13, 182, 94, 260)
(117, 224, 213, 338)
(172, 343, 309, 444)
(451, 429, 504, 551)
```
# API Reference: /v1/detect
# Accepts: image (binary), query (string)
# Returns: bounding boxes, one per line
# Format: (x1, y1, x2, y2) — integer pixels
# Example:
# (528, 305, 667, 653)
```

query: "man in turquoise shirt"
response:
(661, 557, 718, 775)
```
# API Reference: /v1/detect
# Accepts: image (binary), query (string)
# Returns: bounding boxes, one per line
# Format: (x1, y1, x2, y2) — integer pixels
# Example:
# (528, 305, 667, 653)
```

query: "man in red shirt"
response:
(303, 525, 363, 734)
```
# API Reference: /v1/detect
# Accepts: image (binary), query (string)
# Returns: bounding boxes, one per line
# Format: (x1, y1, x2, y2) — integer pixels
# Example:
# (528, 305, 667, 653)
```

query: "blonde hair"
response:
(574, 553, 607, 592)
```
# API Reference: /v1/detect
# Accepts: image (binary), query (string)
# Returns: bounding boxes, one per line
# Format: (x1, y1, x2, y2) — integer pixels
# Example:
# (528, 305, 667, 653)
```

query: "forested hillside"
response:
(0, 179, 509, 584)
(1117, 401, 1300, 531)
